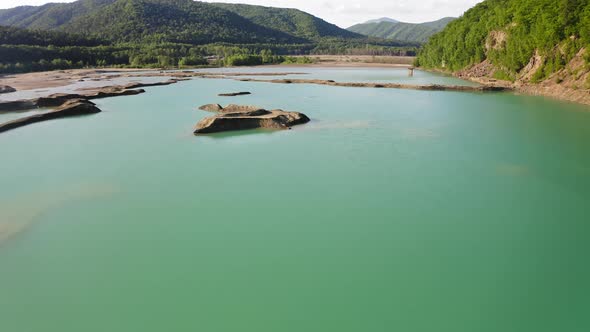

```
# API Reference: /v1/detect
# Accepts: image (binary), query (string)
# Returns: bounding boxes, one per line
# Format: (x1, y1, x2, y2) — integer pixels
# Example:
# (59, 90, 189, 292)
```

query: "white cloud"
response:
(0, 0, 483, 27)
(202, 0, 484, 26)
(0, 0, 73, 9)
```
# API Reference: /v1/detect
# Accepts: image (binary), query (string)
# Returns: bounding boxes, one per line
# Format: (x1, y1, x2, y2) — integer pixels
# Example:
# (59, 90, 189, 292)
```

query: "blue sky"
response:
(0, 0, 483, 27)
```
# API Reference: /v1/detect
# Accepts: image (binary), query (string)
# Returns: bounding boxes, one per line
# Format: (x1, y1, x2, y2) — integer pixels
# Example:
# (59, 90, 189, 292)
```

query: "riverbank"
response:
(0, 66, 504, 112)
(0, 69, 309, 105)
(285, 55, 415, 68)
(0, 68, 150, 91)
(418, 65, 590, 106)
(230, 77, 508, 92)
(0, 56, 416, 91)
(3, 59, 584, 117)
(426, 51, 590, 106)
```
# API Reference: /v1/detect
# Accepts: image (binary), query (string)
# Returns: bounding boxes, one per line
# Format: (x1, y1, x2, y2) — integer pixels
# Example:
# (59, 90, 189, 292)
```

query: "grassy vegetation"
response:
(492, 69, 515, 82)
(281, 56, 315, 65)
(310, 38, 417, 56)
(223, 52, 314, 66)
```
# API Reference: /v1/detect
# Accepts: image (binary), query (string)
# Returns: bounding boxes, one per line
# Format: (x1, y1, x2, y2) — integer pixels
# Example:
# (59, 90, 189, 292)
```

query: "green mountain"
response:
(0, 0, 303, 44)
(347, 17, 455, 44)
(0, 0, 418, 74)
(0, 25, 105, 46)
(0, 0, 116, 30)
(0, 0, 361, 44)
(62, 0, 305, 44)
(210, 3, 362, 41)
(416, 0, 590, 83)
(363, 17, 399, 24)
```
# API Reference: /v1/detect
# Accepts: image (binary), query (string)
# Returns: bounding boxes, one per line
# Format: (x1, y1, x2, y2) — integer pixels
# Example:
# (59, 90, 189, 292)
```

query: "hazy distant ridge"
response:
(347, 17, 455, 44)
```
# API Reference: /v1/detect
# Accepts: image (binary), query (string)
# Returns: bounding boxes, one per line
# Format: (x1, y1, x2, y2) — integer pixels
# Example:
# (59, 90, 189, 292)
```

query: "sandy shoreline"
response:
(261, 62, 412, 69)
(0, 56, 415, 92)
(0, 65, 497, 109)
(304, 55, 415, 66)
(2, 60, 587, 108)
(0, 61, 585, 135)
(0, 68, 155, 91)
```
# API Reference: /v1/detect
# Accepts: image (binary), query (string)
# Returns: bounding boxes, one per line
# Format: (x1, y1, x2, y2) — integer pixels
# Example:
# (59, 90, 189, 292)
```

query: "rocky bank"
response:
(195, 104, 310, 134)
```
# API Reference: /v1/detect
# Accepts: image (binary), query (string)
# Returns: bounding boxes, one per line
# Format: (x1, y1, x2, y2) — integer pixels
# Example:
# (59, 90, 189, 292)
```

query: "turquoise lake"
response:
(0, 67, 589, 331)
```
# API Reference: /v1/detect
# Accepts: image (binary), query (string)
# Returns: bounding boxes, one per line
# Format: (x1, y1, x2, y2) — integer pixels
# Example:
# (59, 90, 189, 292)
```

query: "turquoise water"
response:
(1, 68, 590, 332)
(199, 66, 479, 85)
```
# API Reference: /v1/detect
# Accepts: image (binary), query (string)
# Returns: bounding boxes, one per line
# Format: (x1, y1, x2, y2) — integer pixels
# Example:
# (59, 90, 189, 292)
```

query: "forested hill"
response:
(0, 2, 417, 74)
(347, 17, 455, 44)
(210, 3, 362, 41)
(0, 0, 117, 30)
(62, 0, 305, 44)
(0, 25, 106, 47)
(416, 0, 590, 84)
(0, 0, 302, 44)
(0, 0, 362, 44)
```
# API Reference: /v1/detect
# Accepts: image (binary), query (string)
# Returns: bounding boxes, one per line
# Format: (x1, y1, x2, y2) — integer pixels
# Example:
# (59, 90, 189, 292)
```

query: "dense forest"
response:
(347, 17, 455, 44)
(0, 0, 417, 74)
(212, 3, 361, 41)
(0, 0, 359, 44)
(59, 0, 304, 44)
(0, 26, 105, 47)
(0, 26, 416, 73)
(0, 32, 314, 73)
(416, 0, 590, 82)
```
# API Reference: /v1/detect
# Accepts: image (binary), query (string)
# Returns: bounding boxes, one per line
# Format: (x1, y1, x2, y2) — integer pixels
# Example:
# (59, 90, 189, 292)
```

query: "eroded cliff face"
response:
(454, 28, 590, 105)
(518, 48, 590, 105)
(485, 29, 509, 51)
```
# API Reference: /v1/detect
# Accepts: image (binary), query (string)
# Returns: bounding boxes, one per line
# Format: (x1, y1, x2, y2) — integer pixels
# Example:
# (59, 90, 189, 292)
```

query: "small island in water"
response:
(194, 104, 310, 134)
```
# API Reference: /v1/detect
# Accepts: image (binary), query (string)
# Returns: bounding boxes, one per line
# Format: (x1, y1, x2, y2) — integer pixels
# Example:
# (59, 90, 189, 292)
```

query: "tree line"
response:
(0, 26, 416, 74)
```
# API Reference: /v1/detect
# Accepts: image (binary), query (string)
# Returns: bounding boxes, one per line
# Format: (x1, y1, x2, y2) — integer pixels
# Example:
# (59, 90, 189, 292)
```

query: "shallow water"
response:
(0, 68, 589, 332)
(0, 75, 174, 101)
(199, 66, 479, 85)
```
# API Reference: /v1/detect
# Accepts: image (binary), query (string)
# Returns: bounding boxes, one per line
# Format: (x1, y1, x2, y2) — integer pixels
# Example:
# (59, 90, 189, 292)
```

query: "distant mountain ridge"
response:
(211, 2, 362, 41)
(0, 0, 363, 44)
(363, 17, 399, 24)
(0, 0, 117, 30)
(347, 17, 456, 44)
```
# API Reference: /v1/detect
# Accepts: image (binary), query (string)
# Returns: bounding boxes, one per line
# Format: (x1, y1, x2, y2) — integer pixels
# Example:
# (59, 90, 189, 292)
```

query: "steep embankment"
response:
(417, 0, 590, 105)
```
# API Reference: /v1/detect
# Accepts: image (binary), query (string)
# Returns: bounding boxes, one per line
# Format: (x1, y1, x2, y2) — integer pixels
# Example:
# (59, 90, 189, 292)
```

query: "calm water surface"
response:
(199, 66, 479, 85)
(0, 68, 589, 332)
